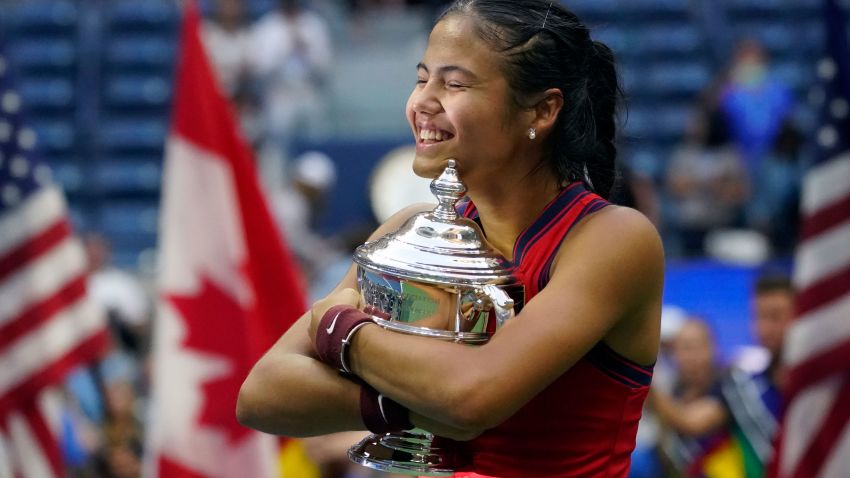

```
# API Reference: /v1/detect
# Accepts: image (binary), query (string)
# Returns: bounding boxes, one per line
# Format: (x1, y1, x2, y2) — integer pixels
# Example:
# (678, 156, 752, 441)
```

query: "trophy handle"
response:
(480, 284, 515, 328)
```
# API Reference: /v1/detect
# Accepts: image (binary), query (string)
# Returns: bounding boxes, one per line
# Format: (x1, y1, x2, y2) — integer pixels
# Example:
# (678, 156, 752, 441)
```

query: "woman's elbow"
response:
(448, 406, 497, 433)
(236, 374, 264, 430)
(443, 376, 507, 432)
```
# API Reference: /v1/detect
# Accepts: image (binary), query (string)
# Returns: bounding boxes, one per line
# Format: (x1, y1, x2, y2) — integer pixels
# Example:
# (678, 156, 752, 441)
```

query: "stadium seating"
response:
(0, 0, 826, 269)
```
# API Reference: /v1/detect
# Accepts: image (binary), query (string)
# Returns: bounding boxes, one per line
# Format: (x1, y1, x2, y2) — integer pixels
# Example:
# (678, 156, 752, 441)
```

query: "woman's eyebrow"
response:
(417, 63, 479, 80)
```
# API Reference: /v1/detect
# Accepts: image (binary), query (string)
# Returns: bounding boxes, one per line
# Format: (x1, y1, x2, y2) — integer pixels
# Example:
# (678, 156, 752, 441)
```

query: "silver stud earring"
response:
(528, 128, 537, 140)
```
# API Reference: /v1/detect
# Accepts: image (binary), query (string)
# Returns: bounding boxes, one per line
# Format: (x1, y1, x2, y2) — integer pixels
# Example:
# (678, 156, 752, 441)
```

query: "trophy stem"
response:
(348, 430, 460, 476)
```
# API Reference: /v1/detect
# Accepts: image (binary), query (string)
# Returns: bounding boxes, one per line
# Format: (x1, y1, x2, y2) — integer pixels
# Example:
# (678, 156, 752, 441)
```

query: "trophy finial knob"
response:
(430, 160, 466, 220)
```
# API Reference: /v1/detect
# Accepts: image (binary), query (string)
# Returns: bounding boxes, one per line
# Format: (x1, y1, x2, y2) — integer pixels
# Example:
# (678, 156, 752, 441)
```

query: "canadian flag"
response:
(145, 3, 307, 477)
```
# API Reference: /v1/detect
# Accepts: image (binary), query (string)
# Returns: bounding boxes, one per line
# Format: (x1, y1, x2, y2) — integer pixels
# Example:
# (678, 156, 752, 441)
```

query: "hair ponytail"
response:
(583, 41, 620, 198)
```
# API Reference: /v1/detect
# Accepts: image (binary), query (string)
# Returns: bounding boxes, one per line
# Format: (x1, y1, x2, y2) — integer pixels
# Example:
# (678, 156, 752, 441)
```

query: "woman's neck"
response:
(467, 167, 562, 261)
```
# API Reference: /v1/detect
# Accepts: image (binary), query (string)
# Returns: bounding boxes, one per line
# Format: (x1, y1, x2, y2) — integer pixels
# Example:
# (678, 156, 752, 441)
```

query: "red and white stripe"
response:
(778, 153, 850, 478)
(0, 186, 108, 478)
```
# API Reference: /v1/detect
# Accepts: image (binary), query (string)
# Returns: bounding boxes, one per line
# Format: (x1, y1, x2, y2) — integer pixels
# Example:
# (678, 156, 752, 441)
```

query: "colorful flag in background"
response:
(0, 41, 108, 477)
(145, 2, 308, 477)
(773, 1, 850, 477)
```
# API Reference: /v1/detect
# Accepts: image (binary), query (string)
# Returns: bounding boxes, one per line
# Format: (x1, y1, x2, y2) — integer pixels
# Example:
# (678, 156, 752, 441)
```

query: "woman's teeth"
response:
(419, 129, 453, 142)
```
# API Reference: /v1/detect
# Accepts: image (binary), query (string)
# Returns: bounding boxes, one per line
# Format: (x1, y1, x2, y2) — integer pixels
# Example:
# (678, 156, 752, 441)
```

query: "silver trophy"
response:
(348, 160, 523, 476)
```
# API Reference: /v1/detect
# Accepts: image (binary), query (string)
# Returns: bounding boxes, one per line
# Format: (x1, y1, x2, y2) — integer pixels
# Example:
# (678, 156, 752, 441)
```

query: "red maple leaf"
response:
(168, 277, 256, 445)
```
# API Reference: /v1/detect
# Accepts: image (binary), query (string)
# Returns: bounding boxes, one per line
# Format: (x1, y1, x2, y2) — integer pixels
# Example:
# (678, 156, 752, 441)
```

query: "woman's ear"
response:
(532, 88, 564, 135)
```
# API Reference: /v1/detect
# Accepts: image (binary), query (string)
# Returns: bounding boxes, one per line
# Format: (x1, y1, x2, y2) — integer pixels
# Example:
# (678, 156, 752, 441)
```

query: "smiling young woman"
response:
(237, 1, 664, 477)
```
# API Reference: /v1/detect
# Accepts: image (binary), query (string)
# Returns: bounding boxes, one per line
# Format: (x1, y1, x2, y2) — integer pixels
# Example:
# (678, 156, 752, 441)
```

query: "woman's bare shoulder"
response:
(569, 205, 663, 261)
(552, 204, 665, 311)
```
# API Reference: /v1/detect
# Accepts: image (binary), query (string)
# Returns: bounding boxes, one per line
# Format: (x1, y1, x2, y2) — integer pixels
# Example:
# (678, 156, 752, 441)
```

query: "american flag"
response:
(0, 42, 108, 476)
(774, 1, 850, 477)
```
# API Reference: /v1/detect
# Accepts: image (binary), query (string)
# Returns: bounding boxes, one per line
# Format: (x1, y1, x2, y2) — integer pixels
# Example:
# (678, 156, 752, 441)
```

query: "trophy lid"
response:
(354, 160, 518, 287)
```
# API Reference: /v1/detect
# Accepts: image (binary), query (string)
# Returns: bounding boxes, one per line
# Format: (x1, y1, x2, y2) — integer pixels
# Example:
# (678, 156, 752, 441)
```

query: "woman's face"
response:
(406, 15, 531, 185)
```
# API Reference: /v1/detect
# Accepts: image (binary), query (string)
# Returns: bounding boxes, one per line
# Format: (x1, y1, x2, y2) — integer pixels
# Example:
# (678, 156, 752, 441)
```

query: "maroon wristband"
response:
(314, 305, 373, 373)
(360, 384, 413, 434)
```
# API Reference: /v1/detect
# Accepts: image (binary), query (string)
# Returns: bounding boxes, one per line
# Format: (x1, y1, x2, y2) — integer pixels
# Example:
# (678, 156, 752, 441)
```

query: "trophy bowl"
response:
(348, 160, 524, 476)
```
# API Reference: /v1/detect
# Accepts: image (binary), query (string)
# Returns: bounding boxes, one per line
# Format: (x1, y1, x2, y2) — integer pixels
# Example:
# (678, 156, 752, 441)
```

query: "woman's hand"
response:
(308, 288, 361, 345)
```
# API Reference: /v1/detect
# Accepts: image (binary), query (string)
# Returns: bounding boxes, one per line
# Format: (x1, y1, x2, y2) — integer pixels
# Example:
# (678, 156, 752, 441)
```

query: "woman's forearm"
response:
(237, 311, 365, 437)
(348, 324, 493, 431)
(237, 351, 364, 436)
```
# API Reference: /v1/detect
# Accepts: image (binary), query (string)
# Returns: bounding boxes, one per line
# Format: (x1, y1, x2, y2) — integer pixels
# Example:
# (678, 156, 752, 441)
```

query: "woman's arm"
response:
(340, 206, 664, 432)
(236, 296, 364, 436)
(236, 204, 434, 437)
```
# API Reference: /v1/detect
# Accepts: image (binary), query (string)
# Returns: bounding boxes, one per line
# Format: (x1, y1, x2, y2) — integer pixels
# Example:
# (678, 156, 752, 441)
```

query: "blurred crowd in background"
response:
(0, 0, 833, 476)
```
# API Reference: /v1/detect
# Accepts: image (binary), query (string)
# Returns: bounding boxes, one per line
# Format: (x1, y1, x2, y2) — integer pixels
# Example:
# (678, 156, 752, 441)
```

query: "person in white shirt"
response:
(202, 0, 252, 97)
(249, 0, 333, 149)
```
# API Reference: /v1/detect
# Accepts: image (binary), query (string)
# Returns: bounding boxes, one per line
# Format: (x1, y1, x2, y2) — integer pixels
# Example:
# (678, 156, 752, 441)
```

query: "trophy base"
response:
(348, 431, 461, 476)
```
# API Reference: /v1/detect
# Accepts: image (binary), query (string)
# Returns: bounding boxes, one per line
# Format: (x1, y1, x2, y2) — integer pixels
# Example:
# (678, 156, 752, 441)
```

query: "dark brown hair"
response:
(439, 0, 621, 198)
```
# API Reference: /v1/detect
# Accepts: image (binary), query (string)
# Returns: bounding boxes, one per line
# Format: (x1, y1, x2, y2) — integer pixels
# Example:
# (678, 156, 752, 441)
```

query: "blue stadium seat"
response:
(5, 0, 77, 34)
(774, 60, 816, 92)
(106, 1, 179, 33)
(49, 160, 84, 194)
(620, 0, 691, 19)
(96, 202, 159, 240)
(593, 27, 629, 56)
(568, 0, 621, 22)
(623, 103, 691, 143)
(96, 201, 160, 268)
(642, 61, 713, 98)
(18, 78, 74, 112)
(726, 0, 820, 19)
(247, 0, 278, 19)
(631, 24, 705, 58)
(99, 119, 168, 153)
(32, 120, 75, 154)
(725, 0, 784, 10)
(734, 21, 822, 56)
(624, 146, 674, 180)
(6, 39, 75, 72)
(67, 205, 91, 233)
(104, 75, 172, 109)
(106, 36, 175, 71)
(93, 158, 162, 193)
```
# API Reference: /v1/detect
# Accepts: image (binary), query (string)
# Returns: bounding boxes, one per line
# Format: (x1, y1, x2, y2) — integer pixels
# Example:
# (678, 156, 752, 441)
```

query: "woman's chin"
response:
(411, 155, 449, 179)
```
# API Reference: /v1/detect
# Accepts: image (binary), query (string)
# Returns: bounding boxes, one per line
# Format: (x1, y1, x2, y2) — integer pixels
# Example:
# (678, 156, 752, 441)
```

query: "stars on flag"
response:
(0, 52, 51, 211)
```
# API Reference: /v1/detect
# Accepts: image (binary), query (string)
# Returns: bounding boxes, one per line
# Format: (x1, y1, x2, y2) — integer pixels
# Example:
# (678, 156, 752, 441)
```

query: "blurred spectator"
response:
(272, 151, 346, 294)
(720, 39, 794, 174)
(202, 0, 252, 97)
(651, 274, 794, 477)
(629, 305, 688, 478)
(650, 318, 730, 477)
(94, 441, 143, 478)
(61, 234, 153, 475)
(720, 272, 793, 476)
(746, 120, 804, 255)
(666, 106, 749, 256)
(96, 381, 144, 477)
(65, 234, 150, 431)
(101, 381, 143, 449)
(59, 389, 102, 477)
(84, 233, 151, 360)
(249, 0, 333, 151)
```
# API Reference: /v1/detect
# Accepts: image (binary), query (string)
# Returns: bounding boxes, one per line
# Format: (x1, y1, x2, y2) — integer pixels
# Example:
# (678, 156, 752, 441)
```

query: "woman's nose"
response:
(411, 83, 442, 115)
